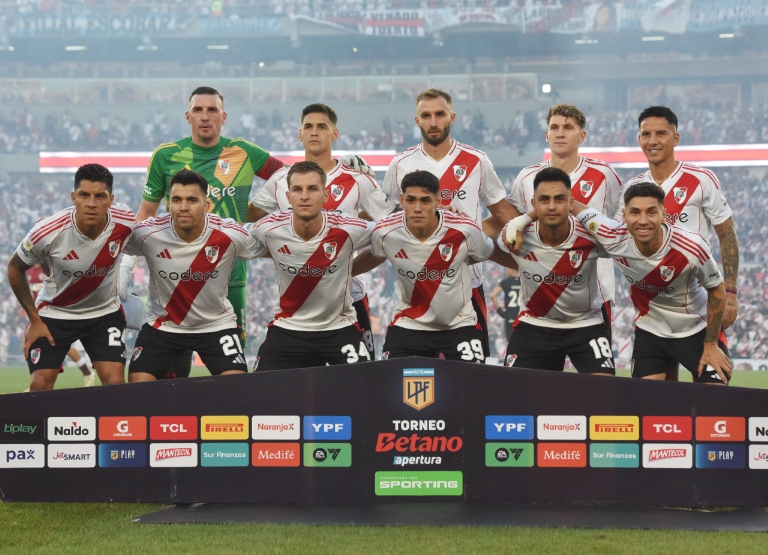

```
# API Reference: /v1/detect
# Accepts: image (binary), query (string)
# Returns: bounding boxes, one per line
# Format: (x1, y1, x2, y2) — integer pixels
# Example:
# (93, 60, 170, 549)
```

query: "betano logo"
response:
(200, 416, 249, 440)
(589, 416, 639, 441)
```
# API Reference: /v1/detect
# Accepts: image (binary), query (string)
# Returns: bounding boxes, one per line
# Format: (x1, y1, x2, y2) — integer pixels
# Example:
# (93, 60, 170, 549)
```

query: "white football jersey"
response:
(619, 162, 732, 237)
(578, 208, 723, 338)
(252, 211, 374, 331)
(16, 203, 135, 320)
(511, 216, 605, 329)
(124, 214, 266, 333)
(508, 156, 622, 306)
(371, 211, 494, 331)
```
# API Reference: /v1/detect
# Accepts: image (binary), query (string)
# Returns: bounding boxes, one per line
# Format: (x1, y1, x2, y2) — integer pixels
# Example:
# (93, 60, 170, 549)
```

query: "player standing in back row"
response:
(382, 89, 520, 359)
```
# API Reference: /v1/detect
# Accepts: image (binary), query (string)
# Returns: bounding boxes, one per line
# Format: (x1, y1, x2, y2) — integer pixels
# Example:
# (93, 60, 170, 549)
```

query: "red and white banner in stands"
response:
(38, 150, 398, 174)
(364, 10, 425, 36)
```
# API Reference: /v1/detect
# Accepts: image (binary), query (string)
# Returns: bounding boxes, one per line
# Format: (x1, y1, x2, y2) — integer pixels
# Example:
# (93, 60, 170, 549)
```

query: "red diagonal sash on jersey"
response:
(520, 236, 595, 319)
(273, 227, 351, 322)
(437, 150, 481, 206)
(391, 228, 465, 325)
(664, 172, 700, 223)
(629, 247, 689, 318)
(153, 229, 233, 327)
(37, 223, 132, 310)
(324, 173, 357, 211)
(572, 166, 606, 205)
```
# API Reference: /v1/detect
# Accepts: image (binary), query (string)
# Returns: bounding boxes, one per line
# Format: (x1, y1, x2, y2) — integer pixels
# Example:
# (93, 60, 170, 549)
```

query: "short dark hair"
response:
(547, 103, 586, 129)
(189, 86, 224, 107)
(286, 160, 327, 188)
(533, 167, 571, 191)
(416, 88, 452, 107)
(301, 103, 338, 126)
(169, 168, 208, 196)
(623, 182, 665, 206)
(400, 171, 439, 196)
(638, 106, 678, 130)
(74, 164, 113, 192)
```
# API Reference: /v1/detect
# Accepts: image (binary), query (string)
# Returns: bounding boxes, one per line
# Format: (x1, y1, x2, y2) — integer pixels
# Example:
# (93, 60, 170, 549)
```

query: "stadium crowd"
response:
(0, 162, 762, 364)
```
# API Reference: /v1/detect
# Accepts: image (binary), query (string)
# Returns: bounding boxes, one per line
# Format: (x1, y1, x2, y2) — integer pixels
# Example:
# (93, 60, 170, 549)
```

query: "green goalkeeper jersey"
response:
(143, 135, 278, 287)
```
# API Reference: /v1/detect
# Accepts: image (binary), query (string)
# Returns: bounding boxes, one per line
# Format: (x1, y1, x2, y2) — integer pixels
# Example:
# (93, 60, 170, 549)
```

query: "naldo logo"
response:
(47, 417, 96, 441)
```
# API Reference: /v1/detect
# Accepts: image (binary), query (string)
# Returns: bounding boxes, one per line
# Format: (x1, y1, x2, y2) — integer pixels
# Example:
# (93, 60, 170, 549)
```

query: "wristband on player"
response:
(504, 214, 533, 243)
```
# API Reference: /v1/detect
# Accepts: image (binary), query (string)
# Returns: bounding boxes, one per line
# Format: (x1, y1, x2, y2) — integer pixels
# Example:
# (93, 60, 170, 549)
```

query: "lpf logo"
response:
(403, 368, 434, 410)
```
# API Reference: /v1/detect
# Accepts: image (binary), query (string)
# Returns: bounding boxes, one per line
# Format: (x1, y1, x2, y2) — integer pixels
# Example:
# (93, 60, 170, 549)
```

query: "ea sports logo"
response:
(313, 448, 327, 462)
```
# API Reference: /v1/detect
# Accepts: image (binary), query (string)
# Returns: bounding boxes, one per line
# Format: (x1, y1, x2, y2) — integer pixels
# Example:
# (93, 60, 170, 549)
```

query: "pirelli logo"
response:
(589, 416, 639, 441)
(200, 416, 249, 440)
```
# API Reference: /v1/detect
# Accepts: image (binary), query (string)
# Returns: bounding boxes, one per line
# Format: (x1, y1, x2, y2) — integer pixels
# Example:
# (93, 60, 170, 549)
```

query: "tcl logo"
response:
(98, 417, 147, 441)
(642, 416, 692, 441)
(695, 417, 745, 442)
(150, 416, 198, 440)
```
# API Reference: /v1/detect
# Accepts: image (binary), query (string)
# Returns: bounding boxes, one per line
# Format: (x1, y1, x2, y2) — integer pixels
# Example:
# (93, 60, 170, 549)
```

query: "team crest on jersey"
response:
(569, 250, 583, 269)
(660, 265, 675, 282)
(672, 187, 687, 204)
(579, 180, 594, 198)
(438, 243, 453, 262)
(218, 159, 230, 175)
(505, 354, 517, 367)
(30, 348, 41, 365)
(131, 347, 142, 361)
(205, 246, 220, 264)
(323, 242, 337, 260)
(453, 165, 467, 182)
(330, 184, 344, 202)
(108, 240, 121, 258)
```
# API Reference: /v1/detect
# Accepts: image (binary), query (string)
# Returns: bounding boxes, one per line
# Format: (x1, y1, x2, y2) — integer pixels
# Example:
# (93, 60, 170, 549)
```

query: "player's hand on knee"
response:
(698, 343, 732, 384)
(340, 154, 376, 179)
(23, 320, 54, 359)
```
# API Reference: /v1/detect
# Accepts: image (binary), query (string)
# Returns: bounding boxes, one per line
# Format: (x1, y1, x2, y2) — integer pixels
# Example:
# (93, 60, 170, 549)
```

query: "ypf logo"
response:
(403, 368, 434, 410)
(303, 416, 352, 440)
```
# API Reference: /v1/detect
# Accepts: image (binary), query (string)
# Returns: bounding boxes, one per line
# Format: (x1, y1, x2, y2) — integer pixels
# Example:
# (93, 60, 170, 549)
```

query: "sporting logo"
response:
(748, 417, 768, 442)
(536, 415, 586, 440)
(672, 186, 687, 204)
(47, 417, 96, 442)
(30, 348, 41, 365)
(150, 416, 198, 440)
(0, 444, 45, 468)
(98, 416, 147, 441)
(323, 241, 337, 260)
(201, 416, 249, 440)
(0, 419, 45, 442)
(589, 416, 639, 441)
(205, 245, 220, 264)
(660, 265, 675, 282)
(695, 444, 745, 469)
(642, 443, 692, 468)
(303, 416, 351, 440)
(485, 416, 534, 440)
(453, 165, 467, 182)
(201, 443, 249, 467)
(252, 442, 300, 467)
(375, 471, 462, 496)
(438, 243, 453, 262)
(569, 250, 583, 269)
(403, 368, 434, 411)
(98, 443, 147, 468)
(537, 443, 587, 467)
(642, 416, 692, 441)
(149, 443, 198, 467)
(303, 443, 352, 467)
(251, 415, 300, 440)
(579, 180, 594, 198)
(485, 443, 534, 467)
(695, 417, 745, 442)
(48, 443, 96, 468)
(330, 184, 344, 201)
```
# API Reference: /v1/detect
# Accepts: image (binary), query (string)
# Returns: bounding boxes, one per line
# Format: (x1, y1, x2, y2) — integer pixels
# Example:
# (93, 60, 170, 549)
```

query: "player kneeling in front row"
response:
(355, 170, 514, 363)
(251, 161, 373, 371)
(499, 167, 614, 375)
(124, 169, 267, 380)
(8, 164, 134, 391)
(573, 182, 731, 384)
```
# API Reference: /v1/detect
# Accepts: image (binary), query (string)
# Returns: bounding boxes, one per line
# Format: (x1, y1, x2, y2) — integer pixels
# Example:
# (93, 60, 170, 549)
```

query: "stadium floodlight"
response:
(641, 36, 665, 41)
(64, 45, 87, 51)
(207, 45, 229, 50)
(574, 39, 598, 45)
(541, 84, 552, 94)
(719, 33, 735, 39)
(258, 62, 265, 67)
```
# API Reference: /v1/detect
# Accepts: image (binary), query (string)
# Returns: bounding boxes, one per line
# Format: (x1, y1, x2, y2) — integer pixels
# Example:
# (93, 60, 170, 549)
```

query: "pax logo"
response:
(251, 415, 300, 440)
(303, 416, 351, 441)
(201, 416, 249, 440)
(642, 416, 692, 441)
(149, 443, 198, 467)
(748, 417, 768, 442)
(48, 443, 96, 468)
(252, 443, 301, 467)
(47, 417, 96, 442)
(485, 416, 534, 440)
(0, 444, 45, 468)
(695, 417, 745, 442)
(536, 415, 586, 440)
(149, 416, 198, 440)
(537, 443, 587, 468)
(642, 443, 692, 468)
(589, 416, 639, 441)
(98, 417, 147, 441)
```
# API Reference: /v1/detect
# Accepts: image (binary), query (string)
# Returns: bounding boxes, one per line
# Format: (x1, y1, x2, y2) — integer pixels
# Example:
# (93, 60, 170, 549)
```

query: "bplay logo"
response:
(642, 443, 692, 468)
(590, 443, 639, 468)
(0, 419, 45, 442)
(748, 417, 768, 442)
(149, 416, 197, 440)
(201, 416, 249, 440)
(149, 443, 198, 467)
(98, 443, 147, 468)
(748, 445, 768, 469)
(536, 416, 587, 440)
(98, 417, 147, 441)
(303, 443, 352, 467)
(589, 416, 639, 441)
(485, 416, 534, 440)
(0, 444, 45, 468)
(251, 416, 300, 440)
(47, 417, 96, 442)
(485, 443, 534, 467)
(375, 471, 462, 496)
(303, 416, 351, 441)
(48, 443, 96, 468)
(695, 417, 745, 442)
(695, 444, 745, 469)
(251, 442, 301, 467)
(642, 416, 692, 441)
(537, 443, 587, 467)
(201, 443, 249, 467)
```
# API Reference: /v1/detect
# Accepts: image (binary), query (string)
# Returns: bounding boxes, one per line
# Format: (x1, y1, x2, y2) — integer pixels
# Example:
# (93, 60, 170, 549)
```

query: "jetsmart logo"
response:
(648, 449, 686, 461)
(155, 448, 193, 461)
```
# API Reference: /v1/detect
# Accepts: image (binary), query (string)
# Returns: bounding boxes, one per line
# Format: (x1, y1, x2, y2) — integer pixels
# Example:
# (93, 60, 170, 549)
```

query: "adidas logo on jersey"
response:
(601, 359, 615, 369)
(394, 249, 408, 259)
(63, 250, 79, 261)
(617, 257, 629, 268)
(523, 252, 538, 262)
(231, 355, 246, 365)
(277, 245, 292, 255)
(156, 249, 172, 259)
